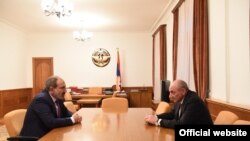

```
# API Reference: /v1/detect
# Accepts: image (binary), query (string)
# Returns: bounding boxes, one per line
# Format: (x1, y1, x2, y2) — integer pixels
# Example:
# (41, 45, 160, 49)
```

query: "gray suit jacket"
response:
(20, 90, 73, 138)
(157, 90, 213, 128)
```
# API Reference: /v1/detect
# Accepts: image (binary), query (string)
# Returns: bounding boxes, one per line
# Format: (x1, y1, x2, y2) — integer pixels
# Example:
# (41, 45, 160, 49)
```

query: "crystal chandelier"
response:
(41, 0, 73, 18)
(73, 30, 93, 42)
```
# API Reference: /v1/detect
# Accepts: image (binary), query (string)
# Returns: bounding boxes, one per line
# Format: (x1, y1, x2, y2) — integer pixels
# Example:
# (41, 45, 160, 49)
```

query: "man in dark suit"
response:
(145, 80, 213, 128)
(20, 76, 82, 138)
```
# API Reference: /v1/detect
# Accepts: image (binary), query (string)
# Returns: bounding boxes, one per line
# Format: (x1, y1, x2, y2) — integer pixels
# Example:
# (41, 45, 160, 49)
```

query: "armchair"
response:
(101, 97, 128, 112)
(233, 119, 250, 125)
(64, 92, 79, 110)
(155, 101, 171, 115)
(214, 111, 239, 124)
(4, 109, 38, 141)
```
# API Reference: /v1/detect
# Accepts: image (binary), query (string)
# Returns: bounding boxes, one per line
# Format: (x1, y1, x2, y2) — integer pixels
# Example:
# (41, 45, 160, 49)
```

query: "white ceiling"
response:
(0, 0, 169, 33)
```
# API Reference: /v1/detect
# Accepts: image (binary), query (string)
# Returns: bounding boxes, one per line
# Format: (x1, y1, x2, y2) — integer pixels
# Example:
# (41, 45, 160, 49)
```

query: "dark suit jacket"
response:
(157, 90, 213, 128)
(20, 90, 73, 138)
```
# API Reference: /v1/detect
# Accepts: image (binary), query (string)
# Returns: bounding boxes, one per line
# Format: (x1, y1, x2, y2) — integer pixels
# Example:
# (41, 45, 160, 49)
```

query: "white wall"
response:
(0, 21, 28, 89)
(153, 0, 250, 107)
(26, 32, 152, 87)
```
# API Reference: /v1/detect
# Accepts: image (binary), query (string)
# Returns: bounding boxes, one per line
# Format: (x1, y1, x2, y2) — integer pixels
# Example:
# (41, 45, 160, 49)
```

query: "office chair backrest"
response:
(101, 97, 128, 112)
(64, 92, 79, 110)
(214, 111, 239, 124)
(64, 92, 73, 101)
(64, 102, 77, 113)
(233, 119, 250, 125)
(4, 109, 27, 136)
(89, 87, 103, 95)
(155, 101, 171, 115)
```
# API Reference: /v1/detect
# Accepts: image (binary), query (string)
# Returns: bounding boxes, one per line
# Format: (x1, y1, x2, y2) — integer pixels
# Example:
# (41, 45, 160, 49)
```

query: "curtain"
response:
(172, 0, 209, 100)
(176, 0, 195, 91)
(193, 0, 209, 100)
(152, 25, 167, 101)
(172, 9, 179, 80)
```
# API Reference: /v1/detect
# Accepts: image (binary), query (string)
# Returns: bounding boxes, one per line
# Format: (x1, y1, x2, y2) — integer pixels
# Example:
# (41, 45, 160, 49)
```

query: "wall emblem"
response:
(92, 48, 111, 67)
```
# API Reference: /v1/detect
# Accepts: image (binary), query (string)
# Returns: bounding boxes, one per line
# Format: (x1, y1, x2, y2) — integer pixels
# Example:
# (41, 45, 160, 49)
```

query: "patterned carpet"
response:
(0, 125, 8, 141)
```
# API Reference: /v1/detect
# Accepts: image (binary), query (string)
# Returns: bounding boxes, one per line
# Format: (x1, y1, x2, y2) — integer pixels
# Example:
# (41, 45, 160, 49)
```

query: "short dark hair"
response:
(44, 76, 59, 91)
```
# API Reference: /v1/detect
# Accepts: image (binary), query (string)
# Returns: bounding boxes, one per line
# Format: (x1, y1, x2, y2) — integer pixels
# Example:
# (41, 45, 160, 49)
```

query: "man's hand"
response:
(144, 115, 158, 125)
(72, 113, 82, 123)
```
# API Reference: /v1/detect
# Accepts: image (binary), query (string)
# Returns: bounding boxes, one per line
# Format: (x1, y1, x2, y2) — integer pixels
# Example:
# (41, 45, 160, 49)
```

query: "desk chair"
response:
(64, 102, 77, 113)
(64, 92, 79, 110)
(155, 101, 171, 115)
(233, 119, 250, 125)
(101, 97, 128, 112)
(4, 109, 38, 141)
(214, 111, 239, 124)
(77, 87, 102, 107)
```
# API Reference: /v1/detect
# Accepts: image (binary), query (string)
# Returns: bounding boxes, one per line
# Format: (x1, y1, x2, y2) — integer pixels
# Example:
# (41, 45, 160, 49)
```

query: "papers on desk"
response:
(105, 91, 113, 95)
(116, 91, 127, 95)
(71, 92, 81, 95)
(104, 90, 127, 95)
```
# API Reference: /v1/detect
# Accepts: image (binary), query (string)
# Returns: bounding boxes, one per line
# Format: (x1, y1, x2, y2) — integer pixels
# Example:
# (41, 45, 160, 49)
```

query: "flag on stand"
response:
(116, 49, 122, 92)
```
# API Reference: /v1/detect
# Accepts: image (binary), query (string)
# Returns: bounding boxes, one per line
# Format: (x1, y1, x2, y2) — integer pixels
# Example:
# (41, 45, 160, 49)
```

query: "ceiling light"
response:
(41, 0, 73, 18)
(73, 30, 93, 42)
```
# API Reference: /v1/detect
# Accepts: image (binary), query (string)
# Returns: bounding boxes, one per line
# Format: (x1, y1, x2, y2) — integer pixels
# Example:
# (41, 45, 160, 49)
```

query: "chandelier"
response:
(41, 0, 73, 18)
(73, 30, 93, 42)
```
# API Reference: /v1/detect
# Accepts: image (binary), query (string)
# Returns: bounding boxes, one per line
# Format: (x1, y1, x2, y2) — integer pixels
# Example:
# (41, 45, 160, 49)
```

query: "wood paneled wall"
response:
(123, 87, 153, 107)
(206, 98, 250, 121)
(0, 88, 32, 117)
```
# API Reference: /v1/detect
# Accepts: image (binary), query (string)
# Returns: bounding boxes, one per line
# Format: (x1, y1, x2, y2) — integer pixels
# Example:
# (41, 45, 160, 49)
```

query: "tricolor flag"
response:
(116, 49, 122, 92)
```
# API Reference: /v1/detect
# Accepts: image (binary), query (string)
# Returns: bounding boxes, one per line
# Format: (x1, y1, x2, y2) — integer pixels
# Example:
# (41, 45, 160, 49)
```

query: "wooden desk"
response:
(71, 94, 127, 99)
(39, 108, 174, 141)
(77, 98, 101, 107)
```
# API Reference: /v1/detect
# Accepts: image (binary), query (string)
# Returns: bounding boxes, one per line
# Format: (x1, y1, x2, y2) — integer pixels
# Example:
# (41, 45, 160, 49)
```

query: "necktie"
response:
(55, 100, 61, 118)
(178, 104, 183, 118)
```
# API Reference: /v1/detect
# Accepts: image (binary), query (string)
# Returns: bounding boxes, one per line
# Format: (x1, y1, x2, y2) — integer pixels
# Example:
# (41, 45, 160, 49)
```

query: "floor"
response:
(0, 118, 8, 141)
(0, 125, 8, 141)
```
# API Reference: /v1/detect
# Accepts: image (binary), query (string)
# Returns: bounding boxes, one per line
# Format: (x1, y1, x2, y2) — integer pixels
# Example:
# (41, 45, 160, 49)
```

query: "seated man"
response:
(145, 79, 213, 128)
(20, 76, 82, 138)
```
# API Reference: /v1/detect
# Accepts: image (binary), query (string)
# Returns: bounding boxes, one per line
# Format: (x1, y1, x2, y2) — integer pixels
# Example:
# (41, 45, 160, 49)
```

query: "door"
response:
(33, 57, 53, 97)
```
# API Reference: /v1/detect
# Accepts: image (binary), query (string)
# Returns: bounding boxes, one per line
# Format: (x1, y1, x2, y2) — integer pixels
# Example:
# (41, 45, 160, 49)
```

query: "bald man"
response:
(145, 80, 213, 128)
(20, 76, 82, 138)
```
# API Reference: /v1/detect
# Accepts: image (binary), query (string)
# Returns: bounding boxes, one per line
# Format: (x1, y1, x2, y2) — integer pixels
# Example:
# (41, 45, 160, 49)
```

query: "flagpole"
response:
(116, 48, 121, 92)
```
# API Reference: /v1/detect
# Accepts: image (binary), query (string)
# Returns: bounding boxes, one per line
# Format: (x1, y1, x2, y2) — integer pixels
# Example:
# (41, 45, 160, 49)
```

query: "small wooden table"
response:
(39, 108, 174, 141)
(76, 98, 101, 107)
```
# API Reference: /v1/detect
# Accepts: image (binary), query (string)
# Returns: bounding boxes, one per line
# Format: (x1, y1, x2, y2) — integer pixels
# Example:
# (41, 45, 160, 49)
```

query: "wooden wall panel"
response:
(123, 87, 153, 107)
(206, 98, 250, 121)
(0, 88, 32, 117)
